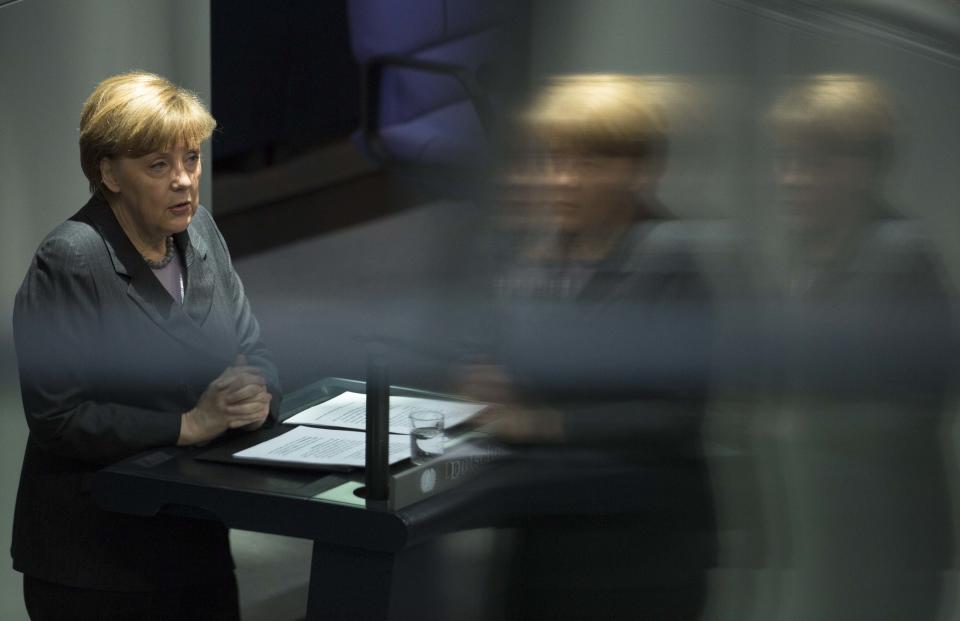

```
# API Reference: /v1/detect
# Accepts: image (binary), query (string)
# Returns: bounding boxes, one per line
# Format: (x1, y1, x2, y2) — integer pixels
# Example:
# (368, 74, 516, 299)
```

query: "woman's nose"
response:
(778, 156, 813, 187)
(556, 169, 577, 187)
(547, 162, 578, 188)
(172, 166, 193, 189)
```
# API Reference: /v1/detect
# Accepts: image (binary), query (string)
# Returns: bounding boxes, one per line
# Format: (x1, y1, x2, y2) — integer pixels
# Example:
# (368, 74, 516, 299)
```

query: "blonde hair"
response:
(523, 74, 669, 160)
(768, 74, 894, 166)
(79, 71, 216, 193)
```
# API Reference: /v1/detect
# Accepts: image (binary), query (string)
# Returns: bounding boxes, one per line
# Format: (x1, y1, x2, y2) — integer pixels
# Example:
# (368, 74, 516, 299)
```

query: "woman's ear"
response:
(99, 157, 121, 193)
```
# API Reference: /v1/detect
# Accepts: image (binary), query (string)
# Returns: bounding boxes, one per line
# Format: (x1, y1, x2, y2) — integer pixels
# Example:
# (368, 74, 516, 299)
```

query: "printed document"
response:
(282, 391, 487, 434)
(233, 425, 410, 468)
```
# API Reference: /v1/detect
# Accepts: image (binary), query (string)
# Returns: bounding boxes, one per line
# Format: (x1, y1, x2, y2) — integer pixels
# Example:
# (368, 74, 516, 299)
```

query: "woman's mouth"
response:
(168, 201, 191, 215)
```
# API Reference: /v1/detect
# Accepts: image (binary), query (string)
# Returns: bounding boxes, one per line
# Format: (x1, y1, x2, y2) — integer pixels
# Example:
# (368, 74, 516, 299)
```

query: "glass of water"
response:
(409, 411, 445, 465)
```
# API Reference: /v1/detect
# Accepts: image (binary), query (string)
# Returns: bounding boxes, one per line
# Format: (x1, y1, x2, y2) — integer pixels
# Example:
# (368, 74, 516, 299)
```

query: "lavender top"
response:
(151, 247, 185, 304)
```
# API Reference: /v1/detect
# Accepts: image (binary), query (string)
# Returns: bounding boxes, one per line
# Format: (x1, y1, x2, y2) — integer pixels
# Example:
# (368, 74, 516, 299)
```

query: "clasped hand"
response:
(178, 354, 272, 445)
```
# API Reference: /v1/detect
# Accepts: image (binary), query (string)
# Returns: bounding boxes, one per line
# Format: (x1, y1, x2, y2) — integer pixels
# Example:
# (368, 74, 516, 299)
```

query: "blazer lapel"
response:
(85, 195, 223, 359)
(175, 226, 214, 326)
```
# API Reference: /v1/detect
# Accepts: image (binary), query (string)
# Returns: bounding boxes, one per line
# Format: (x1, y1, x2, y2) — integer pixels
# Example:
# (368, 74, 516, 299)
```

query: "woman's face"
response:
(103, 144, 202, 240)
(774, 136, 874, 237)
(521, 148, 641, 235)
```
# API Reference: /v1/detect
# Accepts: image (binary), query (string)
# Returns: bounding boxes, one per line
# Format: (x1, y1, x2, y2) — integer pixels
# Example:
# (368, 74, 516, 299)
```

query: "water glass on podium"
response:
(409, 412, 445, 465)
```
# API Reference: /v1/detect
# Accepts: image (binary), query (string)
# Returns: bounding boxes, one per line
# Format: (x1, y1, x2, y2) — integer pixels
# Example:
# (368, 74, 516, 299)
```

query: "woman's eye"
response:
(149, 161, 167, 171)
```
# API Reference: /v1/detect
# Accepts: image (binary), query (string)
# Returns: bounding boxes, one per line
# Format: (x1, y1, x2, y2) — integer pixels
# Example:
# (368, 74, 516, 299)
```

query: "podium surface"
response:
(93, 377, 709, 620)
(92, 378, 500, 621)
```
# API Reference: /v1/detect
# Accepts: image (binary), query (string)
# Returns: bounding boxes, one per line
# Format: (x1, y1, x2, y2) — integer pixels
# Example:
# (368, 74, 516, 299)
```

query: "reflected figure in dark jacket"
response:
(470, 75, 717, 621)
(751, 74, 955, 621)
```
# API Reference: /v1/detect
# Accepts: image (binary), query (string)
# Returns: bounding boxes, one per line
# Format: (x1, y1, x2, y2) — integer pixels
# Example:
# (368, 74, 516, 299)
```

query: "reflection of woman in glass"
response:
(770, 75, 903, 292)
(499, 75, 672, 298)
(761, 74, 953, 620)
(485, 74, 716, 621)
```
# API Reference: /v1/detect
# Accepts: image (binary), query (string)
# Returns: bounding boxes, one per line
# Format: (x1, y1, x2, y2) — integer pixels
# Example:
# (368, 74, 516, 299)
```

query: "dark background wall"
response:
(210, 0, 359, 172)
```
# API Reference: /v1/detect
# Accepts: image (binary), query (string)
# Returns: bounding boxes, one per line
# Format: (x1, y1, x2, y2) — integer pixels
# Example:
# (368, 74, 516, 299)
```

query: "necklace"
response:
(143, 236, 175, 269)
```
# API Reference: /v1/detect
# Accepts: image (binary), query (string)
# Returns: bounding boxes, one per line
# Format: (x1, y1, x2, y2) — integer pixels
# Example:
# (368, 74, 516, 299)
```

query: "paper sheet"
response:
(233, 425, 410, 468)
(282, 391, 487, 434)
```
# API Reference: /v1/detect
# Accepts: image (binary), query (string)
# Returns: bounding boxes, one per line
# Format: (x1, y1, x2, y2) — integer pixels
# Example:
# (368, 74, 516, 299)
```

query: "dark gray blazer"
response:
(11, 192, 281, 590)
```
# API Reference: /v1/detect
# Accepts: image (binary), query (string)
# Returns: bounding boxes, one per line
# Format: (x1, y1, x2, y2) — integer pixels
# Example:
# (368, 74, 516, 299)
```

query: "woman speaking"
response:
(11, 71, 281, 619)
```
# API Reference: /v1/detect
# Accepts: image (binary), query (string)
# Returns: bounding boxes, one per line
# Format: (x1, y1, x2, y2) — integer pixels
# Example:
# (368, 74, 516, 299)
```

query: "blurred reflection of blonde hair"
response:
(524, 74, 669, 160)
(768, 74, 895, 168)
